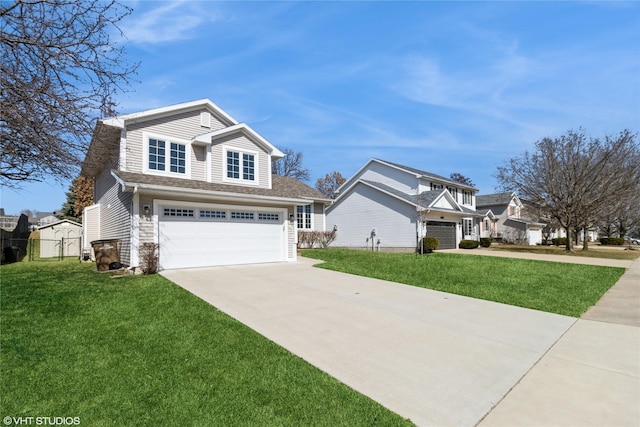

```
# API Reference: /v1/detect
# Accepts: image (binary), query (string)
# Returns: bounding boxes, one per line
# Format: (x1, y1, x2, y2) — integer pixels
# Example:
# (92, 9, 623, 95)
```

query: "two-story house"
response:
(326, 159, 482, 251)
(81, 99, 329, 270)
(476, 192, 545, 245)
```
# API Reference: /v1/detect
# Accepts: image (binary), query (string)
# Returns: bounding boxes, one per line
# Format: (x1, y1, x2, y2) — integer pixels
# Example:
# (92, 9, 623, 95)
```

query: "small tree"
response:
(72, 176, 94, 217)
(271, 147, 311, 181)
(315, 171, 346, 199)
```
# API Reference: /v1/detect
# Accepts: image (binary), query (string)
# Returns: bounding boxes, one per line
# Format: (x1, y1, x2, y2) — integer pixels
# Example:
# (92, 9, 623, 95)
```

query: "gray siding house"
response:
(326, 159, 482, 251)
(82, 99, 328, 270)
(476, 192, 545, 245)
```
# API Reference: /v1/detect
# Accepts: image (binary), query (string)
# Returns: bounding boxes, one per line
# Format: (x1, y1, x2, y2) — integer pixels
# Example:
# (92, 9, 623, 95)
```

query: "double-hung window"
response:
(297, 204, 312, 229)
(226, 149, 256, 183)
(462, 190, 473, 205)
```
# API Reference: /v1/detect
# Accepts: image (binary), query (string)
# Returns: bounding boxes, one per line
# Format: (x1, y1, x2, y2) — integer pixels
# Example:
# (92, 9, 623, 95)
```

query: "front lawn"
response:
(0, 261, 411, 426)
(489, 244, 640, 260)
(302, 249, 625, 317)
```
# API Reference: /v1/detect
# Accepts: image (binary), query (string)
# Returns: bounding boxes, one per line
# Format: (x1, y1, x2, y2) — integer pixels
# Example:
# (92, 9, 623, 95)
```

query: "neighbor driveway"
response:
(162, 257, 577, 426)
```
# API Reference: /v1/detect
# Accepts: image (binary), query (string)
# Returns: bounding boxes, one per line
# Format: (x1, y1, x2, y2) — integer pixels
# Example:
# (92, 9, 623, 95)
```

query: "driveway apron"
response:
(162, 258, 575, 426)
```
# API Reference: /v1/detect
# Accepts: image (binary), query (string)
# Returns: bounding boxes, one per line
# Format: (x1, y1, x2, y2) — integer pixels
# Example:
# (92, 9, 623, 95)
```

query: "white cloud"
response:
(124, 1, 223, 44)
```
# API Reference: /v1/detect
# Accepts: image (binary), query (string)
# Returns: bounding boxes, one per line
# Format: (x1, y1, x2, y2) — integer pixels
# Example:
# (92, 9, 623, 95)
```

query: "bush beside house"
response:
(422, 237, 439, 253)
(459, 240, 480, 249)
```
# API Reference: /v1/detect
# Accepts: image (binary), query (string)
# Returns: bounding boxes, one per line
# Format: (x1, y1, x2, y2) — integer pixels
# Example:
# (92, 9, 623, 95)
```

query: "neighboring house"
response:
(476, 192, 545, 245)
(326, 159, 482, 251)
(81, 99, 329, 270)
(38, 219, 82, 258)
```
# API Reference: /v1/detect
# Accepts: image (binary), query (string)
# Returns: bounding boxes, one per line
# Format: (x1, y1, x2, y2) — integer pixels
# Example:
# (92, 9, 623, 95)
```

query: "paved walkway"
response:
(162, 252, 639, 426)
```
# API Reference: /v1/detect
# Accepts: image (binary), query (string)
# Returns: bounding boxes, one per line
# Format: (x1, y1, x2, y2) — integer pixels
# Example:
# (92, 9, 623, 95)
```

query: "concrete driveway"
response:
(162, 257, 576, 426)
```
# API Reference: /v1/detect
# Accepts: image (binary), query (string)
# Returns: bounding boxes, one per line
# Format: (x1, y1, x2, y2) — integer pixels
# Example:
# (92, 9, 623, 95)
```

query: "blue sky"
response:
(2, 0, 639, 215)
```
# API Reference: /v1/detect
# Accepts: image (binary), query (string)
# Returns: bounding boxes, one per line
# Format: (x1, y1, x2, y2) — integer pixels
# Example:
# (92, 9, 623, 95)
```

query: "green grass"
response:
(302, 249, 625, 317)
(0, 261, 411, 426)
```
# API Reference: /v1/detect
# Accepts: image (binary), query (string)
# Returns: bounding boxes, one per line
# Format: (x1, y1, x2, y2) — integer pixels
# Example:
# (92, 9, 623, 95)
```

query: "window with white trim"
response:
(462, 190, 473, 205)
(170, 143, 186, 173)
(226, 149, 256, 183)
(431, 183, 443, 191)
(297, 205, 312, 229)
(463, 218, 473, 236)
(447, 187, 458, 200)
(149, 138, 166, 171)
(147, 135, 188, 176)
(163, 208, 194, 217)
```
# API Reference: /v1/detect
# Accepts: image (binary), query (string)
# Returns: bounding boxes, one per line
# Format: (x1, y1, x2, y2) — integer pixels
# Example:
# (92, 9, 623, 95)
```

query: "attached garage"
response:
(157, 202, 287, 270)
(425, 221, 457, 249)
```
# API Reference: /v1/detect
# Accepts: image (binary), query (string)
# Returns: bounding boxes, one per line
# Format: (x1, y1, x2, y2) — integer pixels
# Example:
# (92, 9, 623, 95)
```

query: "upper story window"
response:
(170, 143, 186, 174)
(297, 204, 312, 229)
(145, 134, 190, 177)
(430, 183, 443, 191)
(225, 148, 257, 184)
(149, 139, 166, 171)
(446, 187, 458, 200)
(462, 190, 473, 205)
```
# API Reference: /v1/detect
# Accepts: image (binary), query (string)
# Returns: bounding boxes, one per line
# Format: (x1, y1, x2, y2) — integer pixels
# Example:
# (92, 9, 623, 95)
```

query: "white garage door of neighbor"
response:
(158, 206, 286, 269)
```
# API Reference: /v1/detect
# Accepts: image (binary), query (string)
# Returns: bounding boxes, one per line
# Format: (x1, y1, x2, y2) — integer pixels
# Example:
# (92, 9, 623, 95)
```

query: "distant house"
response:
(476, 192, 545, 245)
(81, 99, 329, 270)
(326, 159, 482, 251)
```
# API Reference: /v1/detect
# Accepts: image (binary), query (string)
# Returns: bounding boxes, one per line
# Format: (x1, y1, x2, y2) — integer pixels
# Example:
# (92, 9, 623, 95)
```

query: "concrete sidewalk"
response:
(479, 257, 640, 426)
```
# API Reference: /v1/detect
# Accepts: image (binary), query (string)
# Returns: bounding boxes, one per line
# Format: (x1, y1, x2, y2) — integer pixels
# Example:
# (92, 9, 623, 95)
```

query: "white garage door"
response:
(158, 204, 286, 269)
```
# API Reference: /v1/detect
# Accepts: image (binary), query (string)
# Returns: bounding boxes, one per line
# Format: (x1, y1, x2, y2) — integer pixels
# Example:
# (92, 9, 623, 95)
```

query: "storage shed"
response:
(38, 219, 82, 258)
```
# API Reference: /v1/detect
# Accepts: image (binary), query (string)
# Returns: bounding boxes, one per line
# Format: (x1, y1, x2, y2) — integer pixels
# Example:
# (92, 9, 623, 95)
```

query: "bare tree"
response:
(271, 147, 311, 181)
(1, 0, 138, 187)
(315, 171, 346, 199)
(449, 172, 474, 187)
(496, 129, 639, 251)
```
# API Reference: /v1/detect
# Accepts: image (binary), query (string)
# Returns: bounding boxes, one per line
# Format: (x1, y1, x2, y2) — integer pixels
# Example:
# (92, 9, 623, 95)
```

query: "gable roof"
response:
(337, 158, 477, 196)
(193, 123, 285, 158)
(101, 98, 238, 129)
(380, 159, 477, 190)
(342, 180, 480, 216)
(37, 219, 82, 230)
(111, 170, 330, 204)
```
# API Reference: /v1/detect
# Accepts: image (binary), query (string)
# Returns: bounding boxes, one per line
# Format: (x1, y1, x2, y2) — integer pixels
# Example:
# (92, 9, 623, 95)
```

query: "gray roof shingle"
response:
(113, 170, 329, 202)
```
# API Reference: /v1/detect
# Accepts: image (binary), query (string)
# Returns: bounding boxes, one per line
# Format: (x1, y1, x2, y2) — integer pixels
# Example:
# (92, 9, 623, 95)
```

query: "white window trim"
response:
(143, 132, 192, 178)
(222, 145, 260, 186)
(296, 204, 313, 230)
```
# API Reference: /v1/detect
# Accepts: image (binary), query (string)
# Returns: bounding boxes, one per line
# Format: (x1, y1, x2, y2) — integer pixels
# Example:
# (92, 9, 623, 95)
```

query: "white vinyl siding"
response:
(327, 183, 417, 249)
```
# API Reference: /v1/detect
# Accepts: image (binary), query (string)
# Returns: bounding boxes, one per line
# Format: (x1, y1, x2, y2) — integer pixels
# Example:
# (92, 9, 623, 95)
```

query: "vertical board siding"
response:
(328, 183, 417, 248)
(95, 167, 132, 265)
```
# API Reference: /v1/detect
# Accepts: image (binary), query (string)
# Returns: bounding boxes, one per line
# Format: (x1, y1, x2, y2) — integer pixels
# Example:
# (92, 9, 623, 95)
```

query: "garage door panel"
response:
(158, 209, 285, 269)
